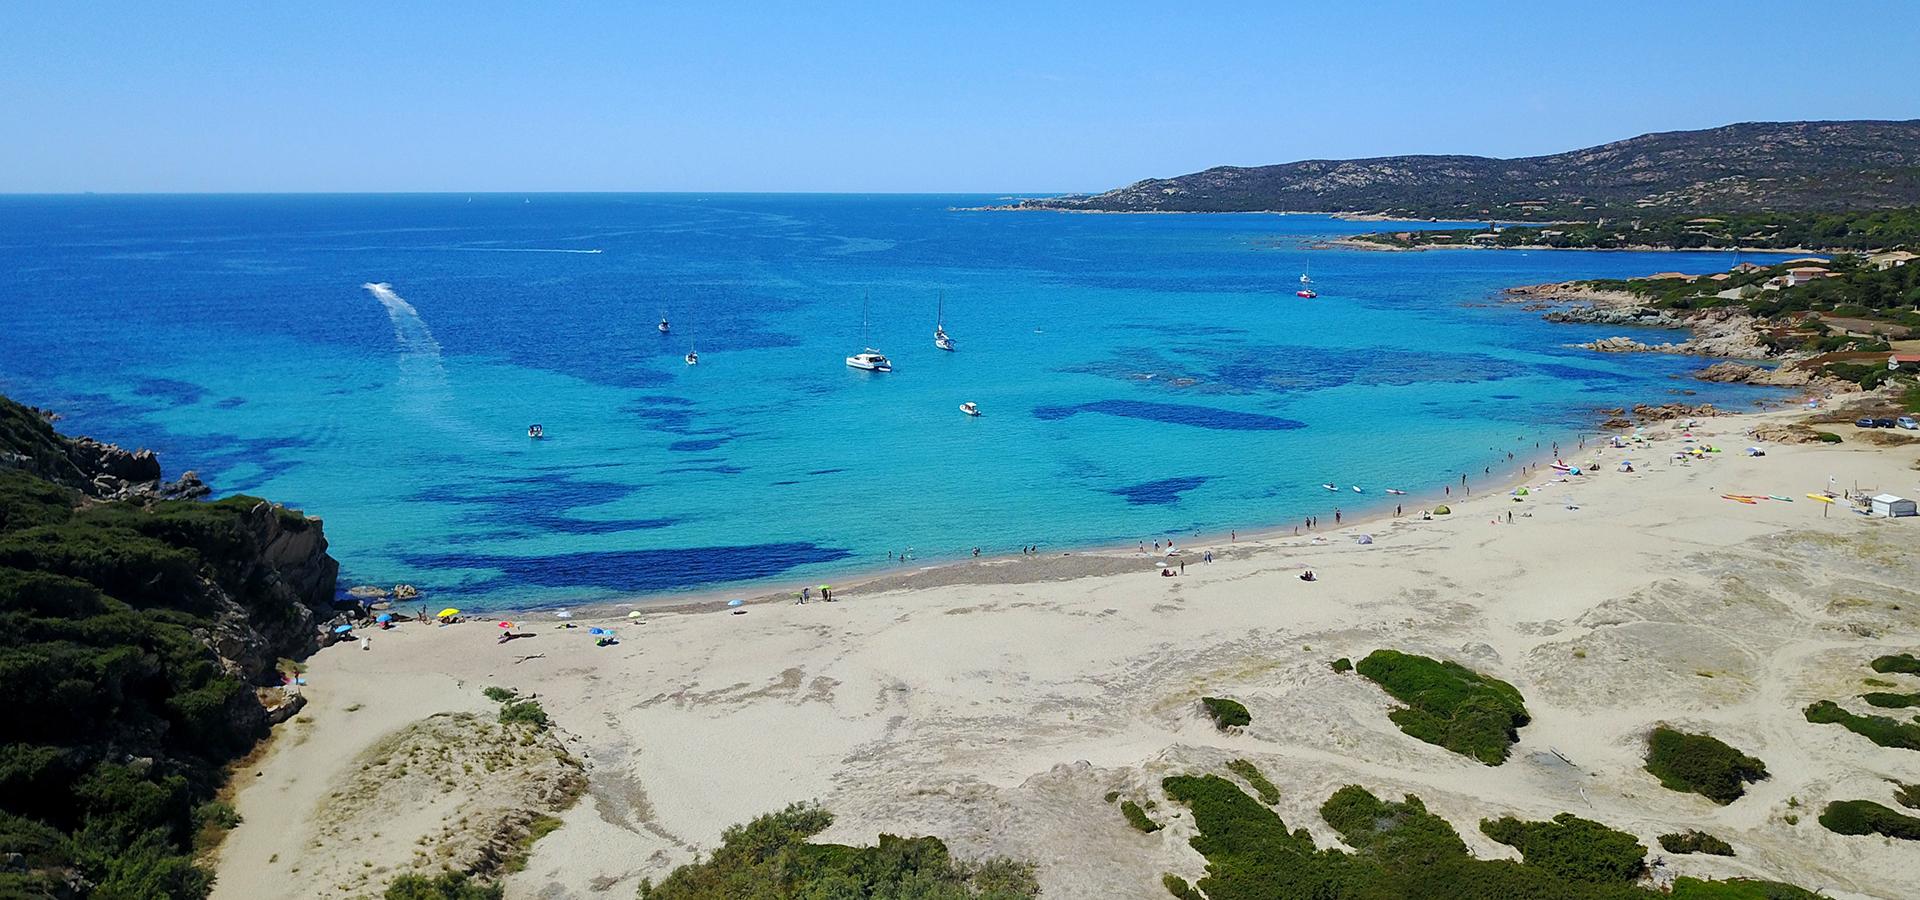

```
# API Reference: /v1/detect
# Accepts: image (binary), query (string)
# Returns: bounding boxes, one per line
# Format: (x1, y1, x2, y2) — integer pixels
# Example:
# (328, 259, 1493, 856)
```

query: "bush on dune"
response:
(637, 802, 1037, 900)
(1819, 800, 1920, 840)
(1871, 653, 1920, 675)
(1659, 830, 1734, 856)
(1200, 696, 1250, 730)
(1355, 650, 1530, 765)
(1804, 700, 1920, 750)
(1643, 727, 1768, 804)
(1156, 775, 1815, 899)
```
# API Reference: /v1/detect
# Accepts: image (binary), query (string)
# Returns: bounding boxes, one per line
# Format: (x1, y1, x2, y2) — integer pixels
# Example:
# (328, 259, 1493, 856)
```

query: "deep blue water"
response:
(0, 194, 1794, 606)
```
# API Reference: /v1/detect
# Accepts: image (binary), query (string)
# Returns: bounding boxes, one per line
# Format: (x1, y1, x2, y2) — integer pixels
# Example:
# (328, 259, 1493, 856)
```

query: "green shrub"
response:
(1862, 691, 1920, 708)
(481, 686, 517, 703)
(1162, 873, 1201, 899)
(1804, 700, 1920, 749)
(1330, 657, 1353, 673)
(1355, 649, 1530, 764)
(1156, 775, 1812, 900)
(1872, 653, 1920, 675)
(1818, 799, 1920, 840)
(1200, 697, 1250, 730)
(384, 871, 503, 899)
(1670, 878, 1822, 899)
(1814, 431, 1843, 443)
(1121, 800, 1162, 833)
(1895, 781, 1920, 809)
(1659, 830, 1734, 856)
(637, 801, 1037, 899)
(1480, 812, 1647, 883)
(1644, 727, 1768, 804)
(498, 699, 550, 731)
(190, 800, 242, 852)
(1224, 759, 1279, 805)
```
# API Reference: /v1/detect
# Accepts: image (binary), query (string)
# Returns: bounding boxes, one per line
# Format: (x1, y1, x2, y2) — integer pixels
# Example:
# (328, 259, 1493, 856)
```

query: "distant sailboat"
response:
(1297, 259, 1317, 298)
(658, 312, 670, 334)
(684, 337, 698, 366)
(934, 292, 956, 351)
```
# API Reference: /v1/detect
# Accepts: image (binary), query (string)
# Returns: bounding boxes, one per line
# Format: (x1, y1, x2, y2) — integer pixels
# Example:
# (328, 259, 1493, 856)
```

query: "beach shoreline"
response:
(211, 402, 1920, 899)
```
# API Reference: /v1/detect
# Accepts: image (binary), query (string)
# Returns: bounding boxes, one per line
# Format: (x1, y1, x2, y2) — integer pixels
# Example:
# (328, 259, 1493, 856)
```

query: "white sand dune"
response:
(212, 409, 1920, 899)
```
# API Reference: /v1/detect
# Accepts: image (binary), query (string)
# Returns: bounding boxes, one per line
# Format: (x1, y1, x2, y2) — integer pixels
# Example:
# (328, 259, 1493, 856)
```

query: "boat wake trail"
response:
(363, 281, 448, 391)
(449, 246, 604, 254)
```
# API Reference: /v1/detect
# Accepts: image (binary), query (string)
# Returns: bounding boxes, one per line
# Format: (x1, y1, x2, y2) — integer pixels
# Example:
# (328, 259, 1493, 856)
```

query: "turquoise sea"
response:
(0, 194, 1796, 607)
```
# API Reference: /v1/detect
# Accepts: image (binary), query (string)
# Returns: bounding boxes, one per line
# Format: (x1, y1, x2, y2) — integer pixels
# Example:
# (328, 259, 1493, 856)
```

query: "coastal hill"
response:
(1011, 119, 1920, 218)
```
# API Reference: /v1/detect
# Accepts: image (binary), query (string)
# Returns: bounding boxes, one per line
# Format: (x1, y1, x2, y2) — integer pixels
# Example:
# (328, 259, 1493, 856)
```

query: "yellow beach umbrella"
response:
(437, 607, 460, 618)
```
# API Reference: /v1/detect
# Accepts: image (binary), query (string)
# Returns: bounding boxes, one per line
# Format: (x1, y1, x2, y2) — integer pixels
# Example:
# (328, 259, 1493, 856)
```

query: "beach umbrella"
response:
(333, 624, 353, 634)
(497, 621, 513, 628)
(375, 613, 393, 623)
(627, 610, 643, 619)
(726, 598, 745, 608)
(437, 608, 460, 618)
(588, 627, 606, 635)
(554, 609, 573, 619)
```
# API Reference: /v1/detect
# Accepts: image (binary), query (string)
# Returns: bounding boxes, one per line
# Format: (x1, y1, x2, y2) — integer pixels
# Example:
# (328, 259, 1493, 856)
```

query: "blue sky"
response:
(3, 2, 1917, 193)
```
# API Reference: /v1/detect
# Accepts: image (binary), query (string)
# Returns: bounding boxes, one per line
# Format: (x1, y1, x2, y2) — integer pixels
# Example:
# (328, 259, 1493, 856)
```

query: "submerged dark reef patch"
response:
(1034, 399, 1305, 431)
(406, 541, 853, 595)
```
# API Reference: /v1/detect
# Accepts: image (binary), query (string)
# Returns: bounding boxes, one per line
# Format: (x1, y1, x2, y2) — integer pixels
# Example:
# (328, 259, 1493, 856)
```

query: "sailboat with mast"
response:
(845, 293, 892, 372)
(1296, 259, 1317, 298)
(684, 334, 698, 366)
(657, 308, 671, 333)
(934, 291, 955, 351)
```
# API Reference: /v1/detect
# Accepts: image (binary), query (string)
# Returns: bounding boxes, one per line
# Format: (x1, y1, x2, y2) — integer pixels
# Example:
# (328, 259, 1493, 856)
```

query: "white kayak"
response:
(1322, 483, 1338, 492)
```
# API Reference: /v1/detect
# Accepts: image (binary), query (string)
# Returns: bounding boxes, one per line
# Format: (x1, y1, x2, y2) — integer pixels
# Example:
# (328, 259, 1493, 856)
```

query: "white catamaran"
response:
(846, 294, 892, 372)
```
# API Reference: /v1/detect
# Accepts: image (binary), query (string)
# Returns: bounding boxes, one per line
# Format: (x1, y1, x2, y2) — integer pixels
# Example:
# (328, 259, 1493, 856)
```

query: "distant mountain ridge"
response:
(1013, 120, 1920, 218)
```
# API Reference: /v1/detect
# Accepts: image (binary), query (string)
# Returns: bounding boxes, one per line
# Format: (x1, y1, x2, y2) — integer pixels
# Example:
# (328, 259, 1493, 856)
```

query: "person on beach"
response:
(1180, 560, 1186, 574)
(1300, 570, 1317, 582)
(1507, 510, 1513, 524)
(1396, 504, 1402, 517)
(972, 547, 980, 557)
(1445, 486, 1451, 496)
(1230, 530, 1236, 541)
(1204, 550, 1213, 564)
(1334, 508, 1342, 524)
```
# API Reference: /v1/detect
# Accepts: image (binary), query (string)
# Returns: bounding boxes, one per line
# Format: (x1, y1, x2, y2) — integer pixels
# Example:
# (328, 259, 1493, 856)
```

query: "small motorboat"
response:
(959, 402, 981, 417)
(1385, 488, 1407, 495)
(1321, 483, 1338, 492)
(657, 316, 670, 334)
(1296, 288, 1317, 298)
(684, 350, 698, 366)
(846, 350, 892, 372)
(1351, 485, 1363, 493)
(527, 424, 545, 439)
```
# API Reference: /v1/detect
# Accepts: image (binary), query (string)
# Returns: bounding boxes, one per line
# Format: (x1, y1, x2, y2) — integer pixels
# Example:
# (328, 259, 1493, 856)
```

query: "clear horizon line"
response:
(0, 189, 1080, 198)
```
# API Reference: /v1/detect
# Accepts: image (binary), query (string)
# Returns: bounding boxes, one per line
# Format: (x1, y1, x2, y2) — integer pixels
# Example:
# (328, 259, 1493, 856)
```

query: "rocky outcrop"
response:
(0, 402, 213, 502)
(1754, 423, 1826, 444)
(1580, 336, 1671, 353)
(1631, 402, 1722, 422)
(1695, 361, 1764, 383)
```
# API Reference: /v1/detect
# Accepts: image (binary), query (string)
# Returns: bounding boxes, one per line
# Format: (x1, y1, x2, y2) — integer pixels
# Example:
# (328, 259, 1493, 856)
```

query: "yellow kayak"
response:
(1806, 493, 1835, 503)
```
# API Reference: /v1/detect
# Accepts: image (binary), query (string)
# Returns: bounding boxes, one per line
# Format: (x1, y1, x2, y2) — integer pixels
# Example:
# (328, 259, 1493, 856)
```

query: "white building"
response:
(1870, 494, 1916, 518)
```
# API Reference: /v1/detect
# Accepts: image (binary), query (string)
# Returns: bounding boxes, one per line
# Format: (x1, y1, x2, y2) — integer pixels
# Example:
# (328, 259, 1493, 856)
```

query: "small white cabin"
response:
(1870, 494, 1917, 518)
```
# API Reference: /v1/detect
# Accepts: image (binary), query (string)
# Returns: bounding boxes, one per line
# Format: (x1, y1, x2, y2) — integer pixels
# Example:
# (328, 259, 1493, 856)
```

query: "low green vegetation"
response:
(1480, 813, 1647, 884)
(1355, 649, 1530, 764)
(189, 800, 242, 853)
(1158, 774, 1815, 899)
(636, 802, 1038, 899)
(385, 871, 504, 900)
(1643, 727, 1769, 804)
(1200, 696, 1251, 730)
(1659, 830, 1735, 856)
(1122, 799, 1163, 833)
(1872, 653, 1920, 675)
(1895, 782, 1920, 810)
(502, 814, 565, 874)
(1804, 700, 1920, 750)
(1862, 691, 1920, 708)
(1819, 800, 1920, 840)
(1224, 759, 1279, 805)
(1162, 873, 1202, 899)
(1352, 208, 1920, 253)
(1330, 657, 1353, 673)
(483, 686, 551, 731)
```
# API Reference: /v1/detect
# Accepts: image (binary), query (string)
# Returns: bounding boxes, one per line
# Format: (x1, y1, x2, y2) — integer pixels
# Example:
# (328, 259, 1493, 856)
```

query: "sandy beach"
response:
(209, 407, 1920, 900)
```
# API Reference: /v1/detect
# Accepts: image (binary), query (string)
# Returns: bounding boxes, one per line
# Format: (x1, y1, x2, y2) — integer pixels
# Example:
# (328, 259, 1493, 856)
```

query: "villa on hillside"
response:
(1869, 250, 1916, 270)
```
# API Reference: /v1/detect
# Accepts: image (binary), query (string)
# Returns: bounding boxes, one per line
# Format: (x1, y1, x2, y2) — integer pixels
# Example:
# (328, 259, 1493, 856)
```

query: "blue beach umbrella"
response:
(726, 598, 745, 608)
(376, 613, 393, 623)
(333, 624, 353, 634)
(588, 627, 606, 636)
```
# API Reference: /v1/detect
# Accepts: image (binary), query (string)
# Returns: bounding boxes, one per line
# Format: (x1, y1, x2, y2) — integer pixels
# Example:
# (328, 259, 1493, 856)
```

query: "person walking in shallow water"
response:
(1334, 508, 1341, 525)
